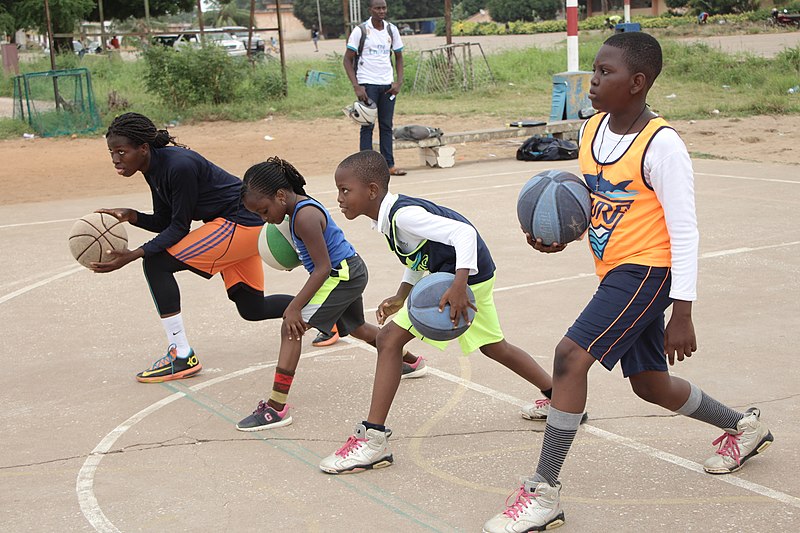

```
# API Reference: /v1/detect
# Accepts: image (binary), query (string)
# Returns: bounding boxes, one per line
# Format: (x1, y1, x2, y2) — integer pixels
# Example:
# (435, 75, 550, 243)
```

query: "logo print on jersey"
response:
(406, 250, 429, 272)
(584, 170, 637, 260)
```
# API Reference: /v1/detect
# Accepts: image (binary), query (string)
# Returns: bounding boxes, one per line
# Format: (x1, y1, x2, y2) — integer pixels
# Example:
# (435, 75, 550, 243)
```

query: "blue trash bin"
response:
(615, 22, 641, 33)
(420, 20, 436, 34)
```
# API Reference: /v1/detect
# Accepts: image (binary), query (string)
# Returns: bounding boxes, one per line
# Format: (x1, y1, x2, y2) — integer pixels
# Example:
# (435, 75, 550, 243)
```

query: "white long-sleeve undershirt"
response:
(371, 192, 479, 286)
(581, 118, 699, 301)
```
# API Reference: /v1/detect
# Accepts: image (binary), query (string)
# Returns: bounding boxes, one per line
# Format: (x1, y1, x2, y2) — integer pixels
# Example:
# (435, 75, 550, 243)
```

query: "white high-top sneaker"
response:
(319, 423, 393, 474)
(483, 480, 565, 533)
(703, 407, 773, 474)
(520, 398, 551, 420)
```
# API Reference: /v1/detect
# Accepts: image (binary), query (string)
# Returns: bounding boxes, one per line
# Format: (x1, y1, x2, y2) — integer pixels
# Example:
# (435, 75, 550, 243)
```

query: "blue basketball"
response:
(517, 169, 591, 245)
(408, 272, 476, 341)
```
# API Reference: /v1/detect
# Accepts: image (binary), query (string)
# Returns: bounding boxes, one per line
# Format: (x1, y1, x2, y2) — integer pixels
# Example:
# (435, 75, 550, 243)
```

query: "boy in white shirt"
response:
(343, 0, 406, 176)
(319, 150, 562, 474)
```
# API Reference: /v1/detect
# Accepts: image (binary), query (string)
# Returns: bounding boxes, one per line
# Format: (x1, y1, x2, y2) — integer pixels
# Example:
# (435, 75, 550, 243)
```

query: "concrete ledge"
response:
(385, 120, 583, 150)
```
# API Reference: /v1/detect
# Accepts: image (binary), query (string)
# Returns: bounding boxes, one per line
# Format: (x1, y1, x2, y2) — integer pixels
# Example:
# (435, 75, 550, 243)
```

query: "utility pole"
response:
(196, 0, 205, 41)
(342, 0, 350, 37)
(316, 0, 324, 37)
(444, 0, 452, 45)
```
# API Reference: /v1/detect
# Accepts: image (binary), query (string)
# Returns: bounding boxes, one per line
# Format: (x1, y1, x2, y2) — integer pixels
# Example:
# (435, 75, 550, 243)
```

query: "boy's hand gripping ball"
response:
(517, 169, 591, 246)
(408, 272, 476, 341)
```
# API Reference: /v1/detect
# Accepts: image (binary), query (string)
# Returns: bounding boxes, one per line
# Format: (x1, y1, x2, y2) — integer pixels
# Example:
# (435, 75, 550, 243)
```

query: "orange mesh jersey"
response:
(579, 113, 673, 279)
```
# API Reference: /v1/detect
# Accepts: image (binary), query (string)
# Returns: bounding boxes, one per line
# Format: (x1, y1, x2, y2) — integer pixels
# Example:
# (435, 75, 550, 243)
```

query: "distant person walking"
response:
(343, 0, 406, 176)
(311, 24, 319, 52)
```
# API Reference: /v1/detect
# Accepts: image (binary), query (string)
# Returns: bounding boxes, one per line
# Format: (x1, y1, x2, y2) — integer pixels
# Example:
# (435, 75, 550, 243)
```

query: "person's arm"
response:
(395, 207, 479, 323)
(344, 27, 368, 103)
(388, 50, 403, 95)
(376, 281, 413, 325)
(388, 28, 404, 95)
(647, 129, 699, 363)
(133, 188, 171, 233)
(282, 206, 331, 341)
(138, 162, 200, 257)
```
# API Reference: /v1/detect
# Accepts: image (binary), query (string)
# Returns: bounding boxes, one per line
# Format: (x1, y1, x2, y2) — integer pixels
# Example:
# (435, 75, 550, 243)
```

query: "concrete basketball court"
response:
(2, 157, 798, 532)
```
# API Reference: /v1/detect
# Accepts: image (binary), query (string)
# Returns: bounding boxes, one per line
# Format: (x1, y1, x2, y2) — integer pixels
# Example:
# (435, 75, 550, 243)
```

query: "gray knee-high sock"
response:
(676, 382, 744, 430)
(532, 407, 584, 487)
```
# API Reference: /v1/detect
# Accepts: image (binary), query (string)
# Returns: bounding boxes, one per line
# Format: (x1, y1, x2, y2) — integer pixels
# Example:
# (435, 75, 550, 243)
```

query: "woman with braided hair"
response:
(93, 112, 294, 383)
(235, 156, 426, 431)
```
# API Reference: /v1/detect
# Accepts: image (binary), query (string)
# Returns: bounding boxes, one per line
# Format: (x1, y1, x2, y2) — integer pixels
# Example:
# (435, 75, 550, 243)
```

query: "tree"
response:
(453, 0, 485, 20)
(486, 0, 561, 22)
(87, 0, 196, 22)
(4, 0, 95, 51)
(293, 0, 445, 37)
(686, 0, 759, 15)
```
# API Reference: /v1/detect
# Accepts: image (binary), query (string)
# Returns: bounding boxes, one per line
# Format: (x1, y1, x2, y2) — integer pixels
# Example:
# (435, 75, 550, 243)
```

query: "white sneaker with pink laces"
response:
(483, 480, 565, 533)
(703, 407, 773, 474)
(520, 398, 551, 420)
(319, 423, 393, 474)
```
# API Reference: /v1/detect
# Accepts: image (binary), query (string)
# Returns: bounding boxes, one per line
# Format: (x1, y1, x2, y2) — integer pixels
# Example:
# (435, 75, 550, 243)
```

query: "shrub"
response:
(142, 45, 244, 108)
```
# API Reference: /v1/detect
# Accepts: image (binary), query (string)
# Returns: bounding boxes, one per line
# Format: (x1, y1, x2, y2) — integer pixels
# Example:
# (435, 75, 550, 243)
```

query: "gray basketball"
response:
(517, 170, 591, 245)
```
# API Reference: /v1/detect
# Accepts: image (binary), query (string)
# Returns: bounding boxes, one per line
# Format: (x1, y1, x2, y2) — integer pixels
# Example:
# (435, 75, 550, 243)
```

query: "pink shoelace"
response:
(335, 435, 366, 458)
(534, 398, 551, 408)
(712, 431, 743, 465)
(502, 485, 536, 520)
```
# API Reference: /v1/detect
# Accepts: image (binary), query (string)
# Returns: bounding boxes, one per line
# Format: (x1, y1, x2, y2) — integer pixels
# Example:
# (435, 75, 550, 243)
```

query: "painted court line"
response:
(75, 343, 357, 533)
(0, 265, 84, 305)
(422, 363, 800, 511)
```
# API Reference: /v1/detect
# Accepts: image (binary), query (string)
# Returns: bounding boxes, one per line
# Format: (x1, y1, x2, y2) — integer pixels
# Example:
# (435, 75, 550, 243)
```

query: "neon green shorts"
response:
(392, 275, 504, 354)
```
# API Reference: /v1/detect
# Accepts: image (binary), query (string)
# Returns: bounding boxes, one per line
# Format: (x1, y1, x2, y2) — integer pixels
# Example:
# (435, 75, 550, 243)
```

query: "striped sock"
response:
(677, 383, 743, 430)
(267, 367, 294, 411)
(534, 407, 584, 487)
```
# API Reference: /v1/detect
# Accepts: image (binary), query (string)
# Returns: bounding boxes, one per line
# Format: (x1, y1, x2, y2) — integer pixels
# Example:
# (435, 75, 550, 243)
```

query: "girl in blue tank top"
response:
(236, 156, 423, 431)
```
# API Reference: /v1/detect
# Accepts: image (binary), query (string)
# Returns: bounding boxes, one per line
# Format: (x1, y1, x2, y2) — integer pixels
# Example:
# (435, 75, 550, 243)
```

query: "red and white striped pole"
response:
(566, 0, 579, 72)
(624, 0, 631, 23)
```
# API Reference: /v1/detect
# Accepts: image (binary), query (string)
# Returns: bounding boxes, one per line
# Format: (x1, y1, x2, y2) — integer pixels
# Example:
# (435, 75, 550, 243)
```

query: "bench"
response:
(378, 120, 583, 168)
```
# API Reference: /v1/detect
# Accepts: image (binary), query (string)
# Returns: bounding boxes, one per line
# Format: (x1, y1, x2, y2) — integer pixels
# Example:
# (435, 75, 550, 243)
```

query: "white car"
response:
(173, 31, 246, 57)
(221, 26, 266, 54)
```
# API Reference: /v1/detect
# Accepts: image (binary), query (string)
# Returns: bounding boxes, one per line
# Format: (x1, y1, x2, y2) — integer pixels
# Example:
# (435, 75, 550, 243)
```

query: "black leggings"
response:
(142, 251, 293, 320)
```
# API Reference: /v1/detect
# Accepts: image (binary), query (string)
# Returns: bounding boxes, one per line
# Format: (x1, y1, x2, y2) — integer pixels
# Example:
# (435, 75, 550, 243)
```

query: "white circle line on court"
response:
(75, 342, 358, 533)
(78, 350, 800, 532)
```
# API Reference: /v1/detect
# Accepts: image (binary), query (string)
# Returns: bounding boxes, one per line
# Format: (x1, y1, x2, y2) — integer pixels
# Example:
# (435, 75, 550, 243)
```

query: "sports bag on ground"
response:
(516, 135, 578, 161)
(393, 125, 444, 141)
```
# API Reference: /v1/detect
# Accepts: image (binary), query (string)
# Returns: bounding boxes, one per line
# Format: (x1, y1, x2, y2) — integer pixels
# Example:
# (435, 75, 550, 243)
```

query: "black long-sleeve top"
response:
(133, 146, 263, 257)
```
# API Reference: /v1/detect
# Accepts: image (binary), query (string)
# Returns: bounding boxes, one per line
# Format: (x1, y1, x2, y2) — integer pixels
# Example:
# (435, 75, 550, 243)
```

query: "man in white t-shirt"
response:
(343, 0, 406, 176)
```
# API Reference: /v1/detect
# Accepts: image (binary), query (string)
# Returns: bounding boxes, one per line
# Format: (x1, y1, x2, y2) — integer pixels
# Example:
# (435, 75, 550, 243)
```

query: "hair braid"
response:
(242, 156, 307, 198)
(106, 112, 187, 149)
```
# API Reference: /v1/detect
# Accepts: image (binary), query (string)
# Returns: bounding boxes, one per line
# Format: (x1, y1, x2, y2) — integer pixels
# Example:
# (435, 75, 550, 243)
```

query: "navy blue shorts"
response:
(566, 264, 672, 378)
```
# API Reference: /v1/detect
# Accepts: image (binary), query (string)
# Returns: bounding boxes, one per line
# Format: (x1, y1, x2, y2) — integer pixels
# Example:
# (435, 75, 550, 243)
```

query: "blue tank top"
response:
(290, 197, 356, 273)
(387, 195, 495, 284)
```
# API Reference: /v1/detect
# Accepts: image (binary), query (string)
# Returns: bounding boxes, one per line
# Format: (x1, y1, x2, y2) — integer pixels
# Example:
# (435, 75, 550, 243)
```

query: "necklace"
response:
(594, 105, 648, 190)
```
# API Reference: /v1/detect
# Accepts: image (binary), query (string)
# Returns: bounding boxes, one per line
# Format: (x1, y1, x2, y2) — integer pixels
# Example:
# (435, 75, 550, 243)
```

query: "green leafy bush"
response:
(142, 45, 244, 108)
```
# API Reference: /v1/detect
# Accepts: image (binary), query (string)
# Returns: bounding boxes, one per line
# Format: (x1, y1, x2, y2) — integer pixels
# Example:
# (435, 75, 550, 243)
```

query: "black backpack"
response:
(516, 135, 578, 161)
(353, 21, 399, 74)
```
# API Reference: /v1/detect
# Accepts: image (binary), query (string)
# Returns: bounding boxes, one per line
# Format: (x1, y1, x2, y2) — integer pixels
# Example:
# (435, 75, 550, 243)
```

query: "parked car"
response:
(221, 26, 266, 54)
(152, 34, 179, 48)
(173, 31, 246, 56)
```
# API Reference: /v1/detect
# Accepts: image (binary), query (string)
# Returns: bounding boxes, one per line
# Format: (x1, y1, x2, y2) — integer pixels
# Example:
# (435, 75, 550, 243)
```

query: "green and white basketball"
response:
(258, 216, 301, 271)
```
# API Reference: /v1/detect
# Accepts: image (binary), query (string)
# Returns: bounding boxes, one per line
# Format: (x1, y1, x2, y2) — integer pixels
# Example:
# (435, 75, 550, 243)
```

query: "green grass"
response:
(2, 37, 800, 138)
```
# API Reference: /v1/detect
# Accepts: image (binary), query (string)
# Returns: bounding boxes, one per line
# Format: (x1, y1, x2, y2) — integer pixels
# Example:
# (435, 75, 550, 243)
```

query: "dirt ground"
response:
(1, 112, 798, 206)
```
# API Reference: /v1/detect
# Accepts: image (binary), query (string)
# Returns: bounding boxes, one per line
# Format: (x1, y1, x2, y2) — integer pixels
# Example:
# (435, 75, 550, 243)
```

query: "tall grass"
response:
(2, 39, 799, 137)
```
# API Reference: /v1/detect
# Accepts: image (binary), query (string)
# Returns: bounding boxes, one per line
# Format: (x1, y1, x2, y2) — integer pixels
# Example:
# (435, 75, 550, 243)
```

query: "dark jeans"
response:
(359, 83, 396, 168)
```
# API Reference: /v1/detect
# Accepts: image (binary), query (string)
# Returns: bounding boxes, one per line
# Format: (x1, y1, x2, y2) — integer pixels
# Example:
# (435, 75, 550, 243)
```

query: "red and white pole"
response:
(566, 0, 579, 72)
(624, 0, 631, 23)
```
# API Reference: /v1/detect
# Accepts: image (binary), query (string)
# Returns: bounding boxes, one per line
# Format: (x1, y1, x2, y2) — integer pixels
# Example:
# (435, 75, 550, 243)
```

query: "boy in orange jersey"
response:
(483, 32, 773, 532)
